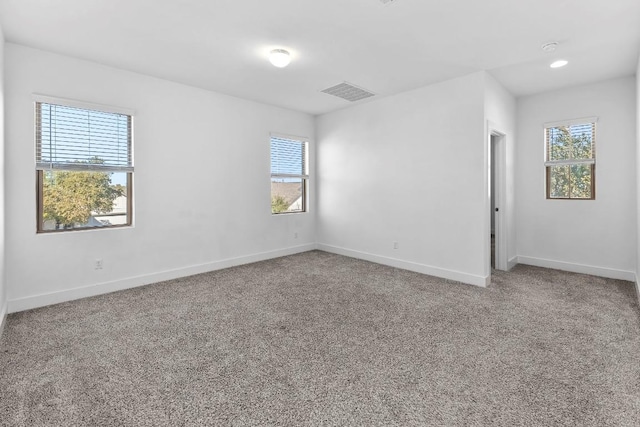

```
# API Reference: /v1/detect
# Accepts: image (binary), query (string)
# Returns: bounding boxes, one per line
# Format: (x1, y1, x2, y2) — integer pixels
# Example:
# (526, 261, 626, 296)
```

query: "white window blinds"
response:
(545, 119, 596, 166)
(270, 136, 308, 178)
(36, 102, 133, 172)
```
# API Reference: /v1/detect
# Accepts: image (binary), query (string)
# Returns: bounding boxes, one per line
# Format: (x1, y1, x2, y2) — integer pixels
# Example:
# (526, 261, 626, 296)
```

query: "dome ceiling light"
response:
(269, 49, 291, 68)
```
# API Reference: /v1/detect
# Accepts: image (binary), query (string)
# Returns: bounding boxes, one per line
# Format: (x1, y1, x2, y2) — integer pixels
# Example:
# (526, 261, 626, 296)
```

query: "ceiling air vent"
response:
(321, 82, 376, 102)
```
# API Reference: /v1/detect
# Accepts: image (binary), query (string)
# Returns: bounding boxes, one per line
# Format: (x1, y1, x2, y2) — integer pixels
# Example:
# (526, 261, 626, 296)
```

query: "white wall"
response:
(316, 72, 489, 286)
(484, 73, 517, 271)
(4, 41, 635, 314)
(0, 25, 6, 331)
(516, 77, 636, 280)
(5, 44, 316, 312)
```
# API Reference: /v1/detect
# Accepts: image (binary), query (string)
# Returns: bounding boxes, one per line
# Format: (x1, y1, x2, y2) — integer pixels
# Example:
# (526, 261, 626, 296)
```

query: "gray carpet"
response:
(1, 250, 639, 426)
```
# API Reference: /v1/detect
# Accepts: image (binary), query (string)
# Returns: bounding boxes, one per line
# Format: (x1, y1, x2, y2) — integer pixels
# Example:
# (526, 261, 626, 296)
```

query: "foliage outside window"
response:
(545, 118, 596, 199)
(36, 99, 134, 232)
(270, 136, 308, 214)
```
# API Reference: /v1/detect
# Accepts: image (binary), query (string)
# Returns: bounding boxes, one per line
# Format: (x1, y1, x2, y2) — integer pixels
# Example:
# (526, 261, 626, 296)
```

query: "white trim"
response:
(544, 116, 598, 128)
(507, 256, 518, 271)
(271, 173, 309, 179)
(36, 162, 134, 172)
(317, 243, 489, 287)
(32, 94, 135, 116)
(8, 243, 317, 313)
(0, 302, 7, 339)
(544, 158, 595, 166)
(635, 274, 640, 307)
(517, 256, 635, 281)
(269, 132, 309, 143)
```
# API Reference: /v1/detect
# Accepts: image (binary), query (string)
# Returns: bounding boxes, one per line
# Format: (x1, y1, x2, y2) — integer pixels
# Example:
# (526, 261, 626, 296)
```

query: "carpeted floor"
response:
(1, 250, 639, 426)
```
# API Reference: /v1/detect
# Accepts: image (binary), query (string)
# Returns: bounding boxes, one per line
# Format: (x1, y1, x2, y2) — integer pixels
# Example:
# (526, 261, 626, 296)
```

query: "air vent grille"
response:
(321, 82, 376, 102)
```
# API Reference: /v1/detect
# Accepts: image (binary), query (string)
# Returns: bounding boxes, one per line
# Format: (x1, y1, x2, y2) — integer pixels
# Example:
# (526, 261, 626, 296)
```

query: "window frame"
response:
(270, 133, 309, 215)
(34, 95, 135, 233)
(544, 117, 597, 200)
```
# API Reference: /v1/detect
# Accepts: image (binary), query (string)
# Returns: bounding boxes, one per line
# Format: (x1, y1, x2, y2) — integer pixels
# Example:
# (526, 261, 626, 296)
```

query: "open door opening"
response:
(489, 129, 507, 273)
(490, 135, 497, 269)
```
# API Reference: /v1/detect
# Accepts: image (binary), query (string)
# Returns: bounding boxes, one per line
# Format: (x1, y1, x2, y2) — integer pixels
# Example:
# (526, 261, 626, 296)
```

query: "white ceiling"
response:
(1, 0, 638, 115)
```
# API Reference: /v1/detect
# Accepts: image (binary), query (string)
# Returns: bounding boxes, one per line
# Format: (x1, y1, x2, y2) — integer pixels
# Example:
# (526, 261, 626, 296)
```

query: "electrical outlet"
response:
(94, 259, 103, 270)
(393, 242, 399, 249)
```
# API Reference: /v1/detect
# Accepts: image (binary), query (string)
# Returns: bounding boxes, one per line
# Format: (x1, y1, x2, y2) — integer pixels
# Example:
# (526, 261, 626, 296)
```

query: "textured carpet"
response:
(1, 250, 639, 426)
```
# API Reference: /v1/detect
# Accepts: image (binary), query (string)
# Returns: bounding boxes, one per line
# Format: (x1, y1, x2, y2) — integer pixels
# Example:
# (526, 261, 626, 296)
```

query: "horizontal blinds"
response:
(36, 102, 133, 172)
(545, 121, 596, 165)
(270, 136, 308, 177)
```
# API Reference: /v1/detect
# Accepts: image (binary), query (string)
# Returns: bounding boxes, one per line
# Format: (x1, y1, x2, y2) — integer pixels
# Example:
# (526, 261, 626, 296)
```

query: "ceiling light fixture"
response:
(550, 59, 568, 68)
(269, 49, 291, 68)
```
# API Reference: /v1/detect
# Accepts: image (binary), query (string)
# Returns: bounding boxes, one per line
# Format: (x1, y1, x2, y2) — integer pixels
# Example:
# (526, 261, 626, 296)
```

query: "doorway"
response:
(489, 129, 507, 272)
(491, 135, 497, 268)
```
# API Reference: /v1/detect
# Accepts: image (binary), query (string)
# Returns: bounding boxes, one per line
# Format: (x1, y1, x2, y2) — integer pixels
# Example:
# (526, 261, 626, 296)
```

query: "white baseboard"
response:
(317, 243, 488, 287)
(635, 274, 640, 306)
(507, 256, 518, 271)
(8, 243, 317, 313)
(0, 301, 7, 339)
(516, 256, 635, 281)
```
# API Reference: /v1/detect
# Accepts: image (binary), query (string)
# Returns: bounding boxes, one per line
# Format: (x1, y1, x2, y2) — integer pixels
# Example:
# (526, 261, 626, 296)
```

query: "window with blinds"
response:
(35, 98, 134, 232)
(270, 135, 308, 214)
(545, 118, 596, 199)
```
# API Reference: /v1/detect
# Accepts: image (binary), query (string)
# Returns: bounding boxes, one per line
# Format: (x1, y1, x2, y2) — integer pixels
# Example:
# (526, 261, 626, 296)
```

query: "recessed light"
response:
(269, 49, 291, 68)
(550, 60, 568, 68)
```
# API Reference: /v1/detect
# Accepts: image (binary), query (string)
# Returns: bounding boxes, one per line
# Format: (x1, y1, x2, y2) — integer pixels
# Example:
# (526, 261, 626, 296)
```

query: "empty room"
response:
(1, 0, 639, 425)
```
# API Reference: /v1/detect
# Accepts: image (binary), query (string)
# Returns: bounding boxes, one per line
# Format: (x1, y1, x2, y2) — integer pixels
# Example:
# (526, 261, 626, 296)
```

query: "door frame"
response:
(487, 124, 508, 272)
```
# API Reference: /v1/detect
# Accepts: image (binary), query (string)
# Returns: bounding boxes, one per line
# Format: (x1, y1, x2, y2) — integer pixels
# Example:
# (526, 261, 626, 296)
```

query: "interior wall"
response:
(484, 73, 517, 270)
(316, 72, 488, 286)
(0, 25, 6, 330)
(516, 77, 636, 280)
(5, 43, 316, 312)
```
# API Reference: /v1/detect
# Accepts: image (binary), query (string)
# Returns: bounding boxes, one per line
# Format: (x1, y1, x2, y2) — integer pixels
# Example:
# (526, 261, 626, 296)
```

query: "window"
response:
(545, 118, 596, 199)
(270, 135, 308, 214)
(35, 97, 134, 232)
